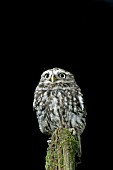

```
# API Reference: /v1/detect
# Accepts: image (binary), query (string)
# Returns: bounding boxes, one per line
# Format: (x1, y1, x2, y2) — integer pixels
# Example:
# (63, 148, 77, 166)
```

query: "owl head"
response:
(39, 68, 75, 83)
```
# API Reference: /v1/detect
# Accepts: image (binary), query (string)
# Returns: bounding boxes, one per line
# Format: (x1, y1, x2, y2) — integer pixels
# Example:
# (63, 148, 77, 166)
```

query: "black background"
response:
(3, 0, 113, 170)
(30, 1, 113, 170)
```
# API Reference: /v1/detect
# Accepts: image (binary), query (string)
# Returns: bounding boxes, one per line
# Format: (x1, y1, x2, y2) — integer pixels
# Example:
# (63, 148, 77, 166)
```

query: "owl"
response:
(33, 68, 87, 155)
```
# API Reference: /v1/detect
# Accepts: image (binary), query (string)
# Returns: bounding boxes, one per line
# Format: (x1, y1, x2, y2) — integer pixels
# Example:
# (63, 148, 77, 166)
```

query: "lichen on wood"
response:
(45, 128, 79, 170)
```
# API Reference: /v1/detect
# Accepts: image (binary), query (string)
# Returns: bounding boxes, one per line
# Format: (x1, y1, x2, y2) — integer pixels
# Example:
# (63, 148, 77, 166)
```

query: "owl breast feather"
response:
(34, 87, 86, 135)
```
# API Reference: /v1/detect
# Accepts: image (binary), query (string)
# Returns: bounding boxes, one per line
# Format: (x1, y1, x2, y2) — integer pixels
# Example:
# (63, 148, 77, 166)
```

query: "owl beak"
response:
(50, 75, 57, 82)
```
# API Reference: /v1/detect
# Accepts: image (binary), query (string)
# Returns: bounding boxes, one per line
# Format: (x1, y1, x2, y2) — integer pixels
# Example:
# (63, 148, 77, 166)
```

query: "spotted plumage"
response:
(33, 68, 87, 156)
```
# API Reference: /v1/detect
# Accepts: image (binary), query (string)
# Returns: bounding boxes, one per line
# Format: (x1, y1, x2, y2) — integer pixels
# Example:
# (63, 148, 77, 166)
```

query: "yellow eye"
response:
(58, 73, 66, 78)
(44, 73, 49, 78)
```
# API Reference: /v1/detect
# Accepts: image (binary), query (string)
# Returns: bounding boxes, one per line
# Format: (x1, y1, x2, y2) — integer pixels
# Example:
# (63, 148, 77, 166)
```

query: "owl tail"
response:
(77, 135, 82, 157)
(73, 134, 82, 164)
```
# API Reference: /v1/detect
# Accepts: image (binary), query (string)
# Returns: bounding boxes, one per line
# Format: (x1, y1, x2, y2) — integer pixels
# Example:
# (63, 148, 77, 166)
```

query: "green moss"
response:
(45, 128, 79, 170)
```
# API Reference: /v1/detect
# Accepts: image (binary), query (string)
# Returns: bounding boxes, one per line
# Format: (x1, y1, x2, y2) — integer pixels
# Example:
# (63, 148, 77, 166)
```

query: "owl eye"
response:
(44, 73, 49, 78)
(58, 73, 66, 78)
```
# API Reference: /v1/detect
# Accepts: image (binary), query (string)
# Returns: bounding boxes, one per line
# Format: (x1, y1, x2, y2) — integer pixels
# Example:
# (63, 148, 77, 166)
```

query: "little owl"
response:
(33, 68, 87, 156)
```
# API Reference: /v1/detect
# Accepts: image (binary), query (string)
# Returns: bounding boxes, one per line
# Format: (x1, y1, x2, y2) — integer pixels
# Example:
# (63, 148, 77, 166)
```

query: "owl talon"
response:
(47, 139, 51, 144)
(69, 128, 76, 136)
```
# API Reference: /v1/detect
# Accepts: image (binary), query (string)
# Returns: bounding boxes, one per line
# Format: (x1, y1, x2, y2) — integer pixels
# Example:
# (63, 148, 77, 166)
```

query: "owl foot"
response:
(69, 128, 76, 136)
(47, 138, 51, 144)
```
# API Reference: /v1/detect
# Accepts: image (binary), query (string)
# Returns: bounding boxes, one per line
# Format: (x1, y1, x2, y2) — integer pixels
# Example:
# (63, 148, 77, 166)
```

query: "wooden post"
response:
(45, 128, 79, 170)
